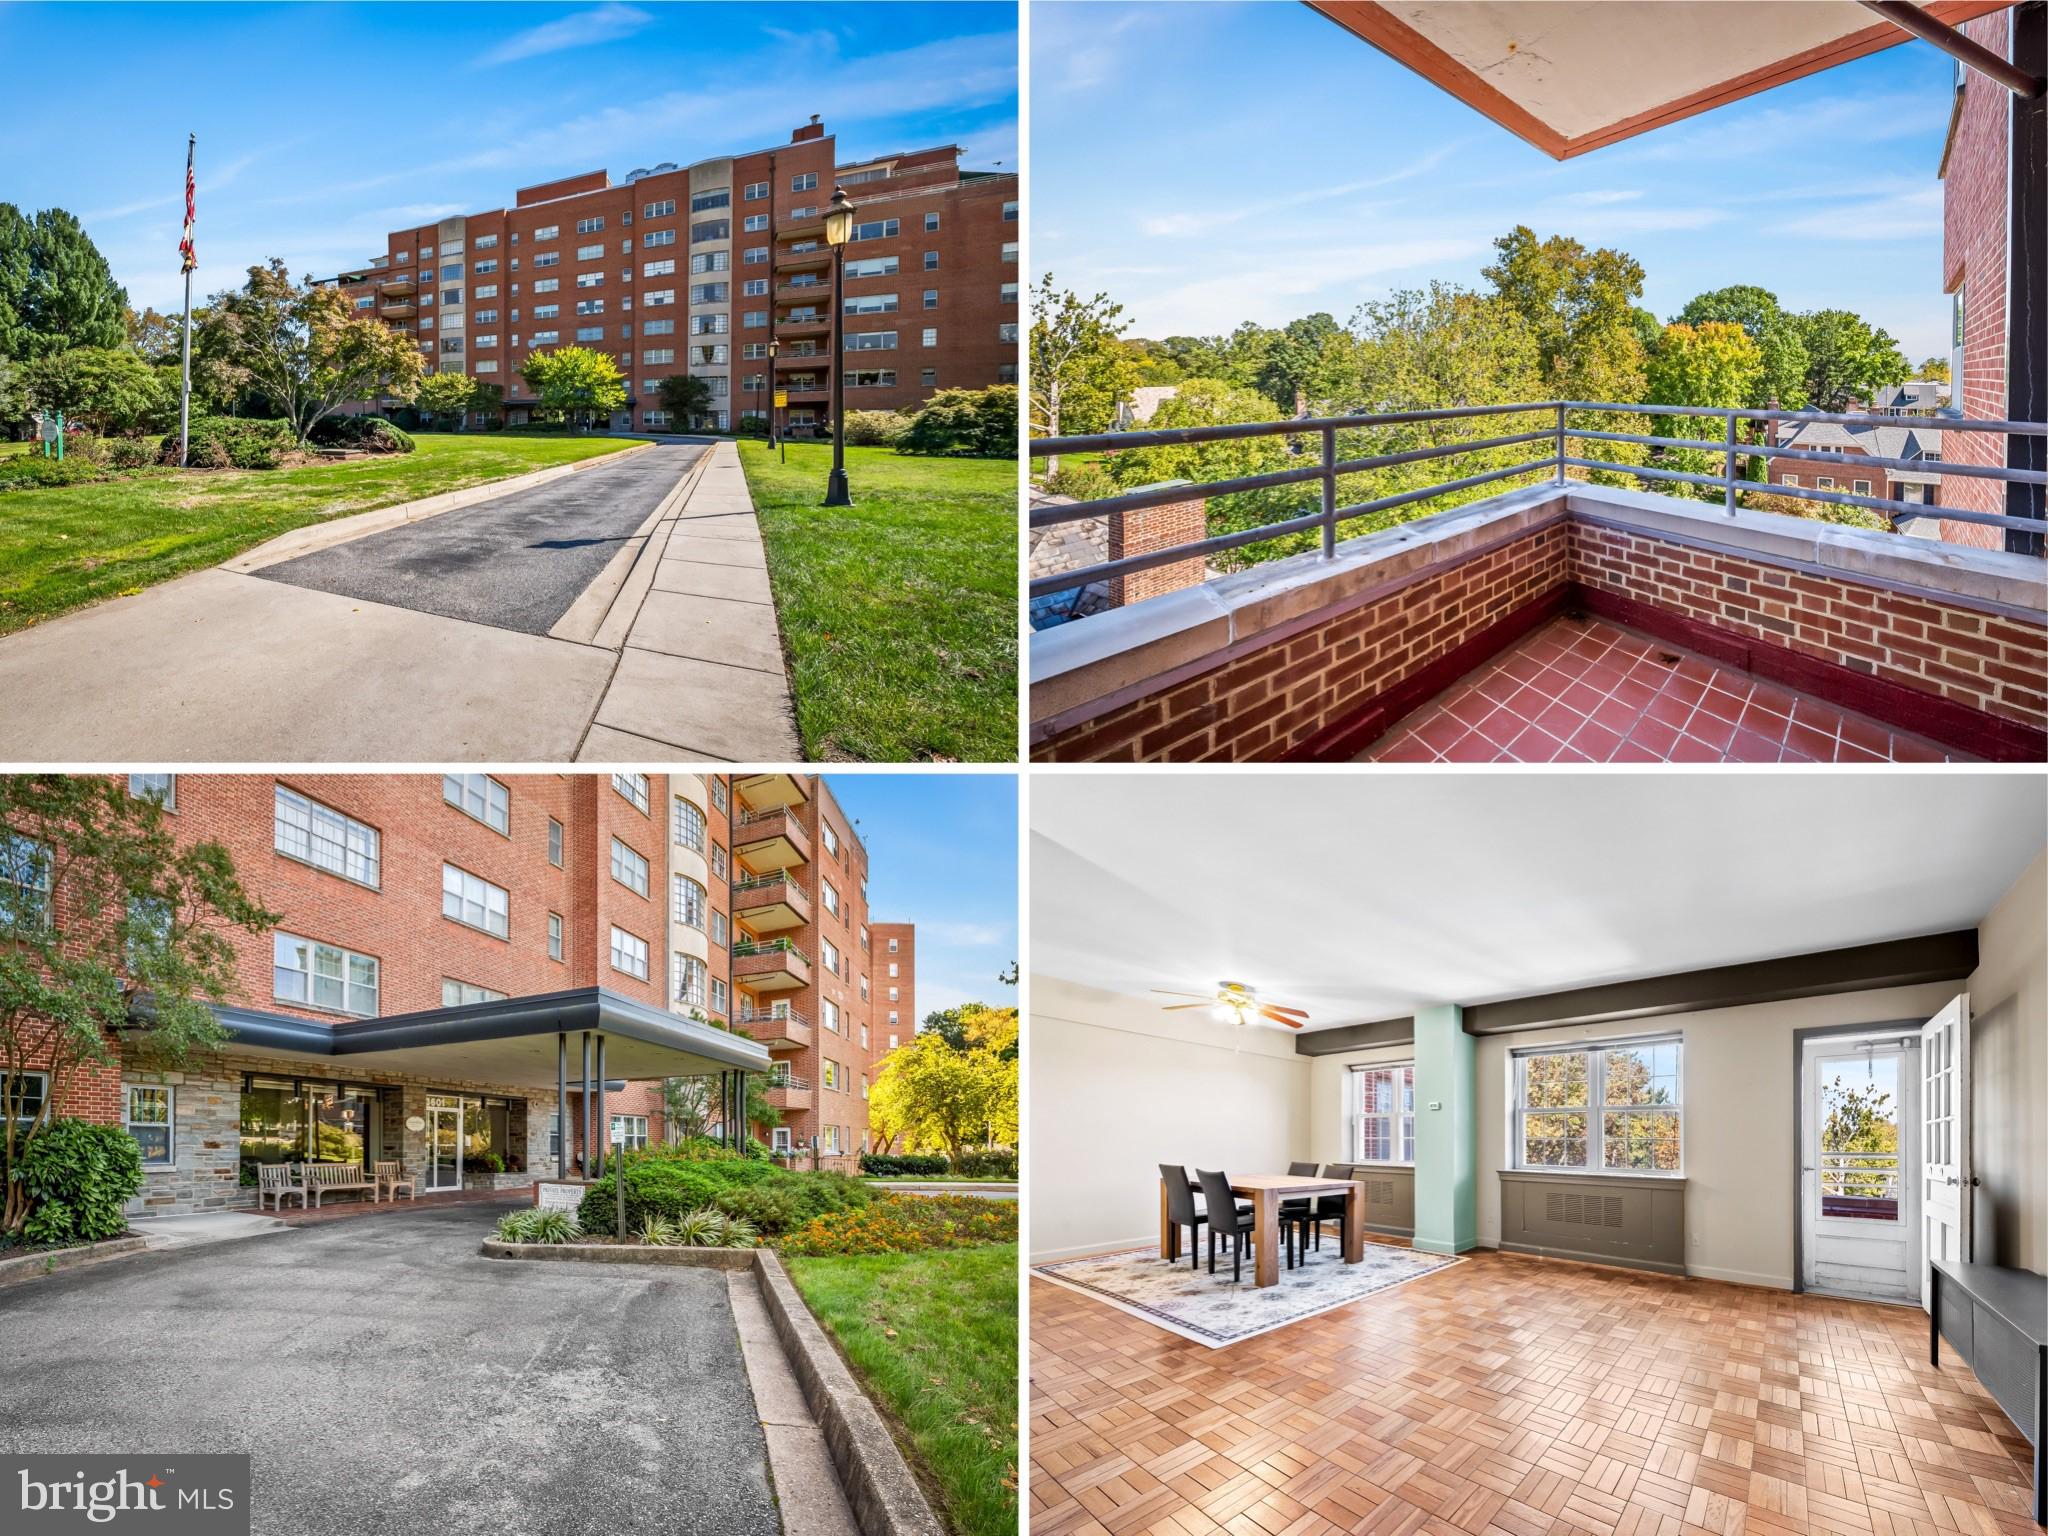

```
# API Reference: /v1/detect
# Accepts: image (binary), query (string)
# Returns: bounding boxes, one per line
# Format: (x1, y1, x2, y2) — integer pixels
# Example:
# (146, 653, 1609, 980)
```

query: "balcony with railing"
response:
(733, 869, 810, 931)
(736, 772, 809, 810)
(765, 1071, 813, 1112)
(733, 806, 809, 871)
(1030, 403, 2048, 765)
(1819, 1150, 1900, 1222)
(732, 936, 811, 991)
(738, 1005, 812, 1051)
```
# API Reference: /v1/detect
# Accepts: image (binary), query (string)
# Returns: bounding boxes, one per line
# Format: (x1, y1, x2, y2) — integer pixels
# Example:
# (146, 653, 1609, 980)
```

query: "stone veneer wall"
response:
(123, 1049, 563, 1218)
(1032, 520, 1569, 762)
(1569, 521, 2048, 740)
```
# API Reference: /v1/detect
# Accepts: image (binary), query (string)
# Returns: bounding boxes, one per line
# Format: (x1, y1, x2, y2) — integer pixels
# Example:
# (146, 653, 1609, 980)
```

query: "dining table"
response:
(1159, 1171, 1366, 1287)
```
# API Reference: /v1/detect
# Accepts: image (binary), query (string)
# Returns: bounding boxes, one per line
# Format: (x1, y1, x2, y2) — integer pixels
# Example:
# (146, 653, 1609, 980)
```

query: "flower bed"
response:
(780, 1193, 1018, 1257)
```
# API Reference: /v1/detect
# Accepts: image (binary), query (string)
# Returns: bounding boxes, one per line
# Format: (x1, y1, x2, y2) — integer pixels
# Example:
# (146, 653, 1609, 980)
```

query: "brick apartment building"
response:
(325, 116, 1019, 433)
(1766, 418, 1945, 506)
(3, 772, 914, 1216)
(1937, 2, 2045, 552)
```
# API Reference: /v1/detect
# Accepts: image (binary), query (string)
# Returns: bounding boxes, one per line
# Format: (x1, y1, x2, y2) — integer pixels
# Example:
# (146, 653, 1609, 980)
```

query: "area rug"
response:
(1032, 1237, 1463, 1347)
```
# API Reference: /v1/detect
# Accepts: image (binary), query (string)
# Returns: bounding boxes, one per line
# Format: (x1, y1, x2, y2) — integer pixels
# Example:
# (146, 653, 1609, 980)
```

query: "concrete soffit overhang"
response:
(124, 986, 772, 1091)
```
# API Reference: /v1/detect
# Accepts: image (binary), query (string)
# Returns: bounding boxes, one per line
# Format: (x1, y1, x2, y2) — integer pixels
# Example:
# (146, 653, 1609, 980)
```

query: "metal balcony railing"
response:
(732, 871, 795, 894)
(733, 937, 809, 963)
(1819, 1150, 1901, 1199)
(741, 1006, 812, 1032)
(1029, 402, 2048, 599)
(766, 1073, 813, 1092)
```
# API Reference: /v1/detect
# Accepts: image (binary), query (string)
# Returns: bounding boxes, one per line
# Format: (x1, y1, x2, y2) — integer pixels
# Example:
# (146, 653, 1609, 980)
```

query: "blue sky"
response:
(824, 773, 1017, 1025)
(0, 2, 1017, 315)
(1033, 2, 1958, 362)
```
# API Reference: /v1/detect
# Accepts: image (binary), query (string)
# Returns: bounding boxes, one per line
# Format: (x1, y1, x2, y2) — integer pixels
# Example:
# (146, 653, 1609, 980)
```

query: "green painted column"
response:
(1412, 1004, 1476, 1254)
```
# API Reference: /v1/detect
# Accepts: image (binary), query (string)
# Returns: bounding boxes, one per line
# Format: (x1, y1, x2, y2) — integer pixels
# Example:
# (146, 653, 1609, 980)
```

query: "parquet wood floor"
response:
(1030, 1246, 2037, 1536)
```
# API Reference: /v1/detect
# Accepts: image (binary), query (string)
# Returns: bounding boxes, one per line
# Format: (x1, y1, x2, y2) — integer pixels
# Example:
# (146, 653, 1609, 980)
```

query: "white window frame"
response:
(442, 773, 509, 835)
(4, 1069, 48, 1134)
(442, 978, 507, 1007)
(612, 773, 650, 813)
(273, 932, 380, 1016)
(1512, 1036, 1684, 1175)
(610, 926, 650, 980)
(274, 785, 380, 888)
(672, 873, 707, 929)
(442, 863, 510, 939)
(128, 773, 176, 809)
(548, 911, 564, 962)
(673, 952, 707, 1007)
(674, 797, 706, 852)
(548, 818, 563, 867)
(1345, 1063, 1415, 1165)
(610, 1114, 649, 1151)
(125, 1083, 174, 1167)
(610, 837, 650, 898)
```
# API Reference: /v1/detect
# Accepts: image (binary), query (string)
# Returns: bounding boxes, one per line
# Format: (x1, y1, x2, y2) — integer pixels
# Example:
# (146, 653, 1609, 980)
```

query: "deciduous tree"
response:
(197, 260, 423, 445)
(1645, 321, 1764, 497)
(413, 370, 479, 427)
(869, 1026, 1017, 1160)
(1675, 285, 1809, 409)
(1482, 225, 1648, 403)
(519, 345, 625, 430)
(1792, 309, 1909, 413)
(22, 346, 173, 435)
(655, 372, 712, 427)
(0, 776, 277, 1236)
(1029, 276, 1139, 475)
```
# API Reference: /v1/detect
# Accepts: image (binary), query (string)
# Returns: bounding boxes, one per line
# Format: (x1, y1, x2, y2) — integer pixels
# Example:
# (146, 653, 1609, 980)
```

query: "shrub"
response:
(0, 454, 112, 492)
(950, 1149, 1018, 1180)
(842, 409, 913, 447)
(779, 1192, 1018, 1256)
(14, 1119, 143, 1246)
(897, 384, 1018, 458)
(470, 1151, 504, 1175)
(159, 415, 294, 470)
(860, 1152, 948, 1178)
(736, 413, 769, 437)
(578, 1156, 872, 1237)
(1043, 460, 1115, 501)
(104, 436, 157, 469)
(495, 1208, 580, 1245)
(310, 415, 415, 454)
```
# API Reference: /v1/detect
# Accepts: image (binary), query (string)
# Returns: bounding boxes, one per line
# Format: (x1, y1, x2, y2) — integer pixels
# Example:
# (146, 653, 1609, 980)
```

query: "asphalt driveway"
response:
(0, 1201, 781, 1535)
(256, 441, 708, 635)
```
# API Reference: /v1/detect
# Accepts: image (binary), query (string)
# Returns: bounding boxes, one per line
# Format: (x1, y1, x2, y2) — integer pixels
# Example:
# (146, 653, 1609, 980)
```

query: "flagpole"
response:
(178, 132, 195, 470)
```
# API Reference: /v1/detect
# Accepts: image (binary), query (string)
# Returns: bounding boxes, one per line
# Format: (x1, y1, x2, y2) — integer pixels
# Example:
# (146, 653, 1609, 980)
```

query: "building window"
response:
(822, 937, 840, 974)
(3, 1070, 48, 1135)
(922, 328, 937, 348)
(645, 198, 676, 218)
(610, 1114, 648, 1151)
(128, 773, 175, 809)
(442, 773, 509, 834)
(673, 953, 707, 1007)
(610, 838, 650, 898)
(548, 818, 564, 867)
(822, 998, 840, 1033)
(125, 1084, 174, 1166)
(711, 844, 726, 879)
(922, 368, 937, 387)
(1001, 242, 1018, 262)
(821, 1124, 841, 1155)
(998, 323, 1019, 344)
(922, 290, 939, 310)
(744, 181, 769, 201)
(691, 219, 731, 244)
(1346, 1064, 1415, 1163)
(822, 880, 839, 916)
(887, 936, 899, 954)
(274, 785, 380, 888)
(1514, 1037, 1683, 1173)
(442, 864, 510, 938)
(610, 926, 649, 980)
(442, 978, 506, 1007)
(822, 1058, 839, 1091)
(1003, 200, 1018, 221)
(710, 978, 727, 1015)
(923, 211, 940, 232)
(612, 773, 650, 813)
(643, 229, 676, 248)
(674, 798, 706, 852)
(576, 216, 604, 235)
(850, 218, 900, 242)
(548, 912, 564, 962)
(791, 171, 818, 192)
(644, 259, 677, 278)
(672, 874, 707, 929)
(1853, 480, 1872, 496)
(887, 962, 898, 978)
(822, 822, 839, 857)
(273, 932, 379, 1016)
(711, 911, 726, 949)
(923, 251, 939, 271)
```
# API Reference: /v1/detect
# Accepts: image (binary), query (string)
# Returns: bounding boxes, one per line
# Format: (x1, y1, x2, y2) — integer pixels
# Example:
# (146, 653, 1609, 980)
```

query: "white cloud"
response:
(477, 4, 652, 68)
(1779, 184, 1942, 241)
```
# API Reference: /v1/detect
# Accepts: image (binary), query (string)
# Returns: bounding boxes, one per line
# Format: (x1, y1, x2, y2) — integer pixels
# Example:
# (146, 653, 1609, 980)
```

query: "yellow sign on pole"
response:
(773, 391, 789, 408)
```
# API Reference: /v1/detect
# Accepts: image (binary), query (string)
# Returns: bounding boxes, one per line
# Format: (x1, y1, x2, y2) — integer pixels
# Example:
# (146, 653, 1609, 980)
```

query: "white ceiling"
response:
(1031, 773, 2045, 1029)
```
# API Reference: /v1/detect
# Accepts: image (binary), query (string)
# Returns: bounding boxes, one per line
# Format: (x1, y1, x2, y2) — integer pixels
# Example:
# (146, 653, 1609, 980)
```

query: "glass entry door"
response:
(1801, 1035, 1919, 1302)
(426, 1100, 462, 1192)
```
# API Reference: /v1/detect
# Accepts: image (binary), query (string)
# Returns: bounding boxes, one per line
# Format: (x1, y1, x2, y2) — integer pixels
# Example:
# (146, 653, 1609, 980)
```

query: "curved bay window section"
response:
(238, 1076, 380, 1188)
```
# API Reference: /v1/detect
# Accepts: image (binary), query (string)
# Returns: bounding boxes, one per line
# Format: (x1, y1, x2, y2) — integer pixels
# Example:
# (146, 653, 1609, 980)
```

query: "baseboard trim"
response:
(1028, 1236, 1158, 1266)
(1499, 1238, 1686, 1276)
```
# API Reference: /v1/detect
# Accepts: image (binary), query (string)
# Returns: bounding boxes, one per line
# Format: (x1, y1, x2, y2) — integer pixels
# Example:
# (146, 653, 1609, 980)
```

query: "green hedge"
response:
(949, 1149, 1018, 1180)
(860, 1152, 948, 1178)
(309, 415, 416, 454)
(14, 1119, 142, 1246)
(577, 1153, 872, 1237)
(156, 415, 296, 470)
(0, 454, 113, 492)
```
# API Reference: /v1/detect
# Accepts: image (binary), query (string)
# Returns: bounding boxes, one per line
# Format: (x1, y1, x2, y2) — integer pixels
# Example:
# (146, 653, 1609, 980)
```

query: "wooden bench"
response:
(373, 1161, 416, 1202)
(303, 1162, 377, 1208)
(255, 1162, 306, 1211)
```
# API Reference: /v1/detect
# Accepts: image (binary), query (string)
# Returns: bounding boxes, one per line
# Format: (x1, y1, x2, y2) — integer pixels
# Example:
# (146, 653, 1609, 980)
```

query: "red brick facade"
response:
(1034, 508, 2048, 763)
(1939, 10, 2011, 546)
(329, 119, 1017, 431)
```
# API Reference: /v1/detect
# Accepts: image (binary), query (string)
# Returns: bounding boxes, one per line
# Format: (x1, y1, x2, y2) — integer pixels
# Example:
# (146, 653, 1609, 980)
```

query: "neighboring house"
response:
(1028, 490, 1114, 630)
(1769, 419, 1945, 507)
(1865, 380, 1948, 415)
(1113, 386, 1180, 430)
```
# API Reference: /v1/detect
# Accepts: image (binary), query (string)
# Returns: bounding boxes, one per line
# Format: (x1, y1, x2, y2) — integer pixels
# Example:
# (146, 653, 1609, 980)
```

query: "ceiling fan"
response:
(1153, 980, 1309, 1030)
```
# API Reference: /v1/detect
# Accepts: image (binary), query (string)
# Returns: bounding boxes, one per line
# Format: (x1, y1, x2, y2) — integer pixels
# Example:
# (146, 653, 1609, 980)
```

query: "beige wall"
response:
(1029, 976, 1310, 1261)
(1306, 1042, 1415, 1161)
(1968, 847, 2047, 1273)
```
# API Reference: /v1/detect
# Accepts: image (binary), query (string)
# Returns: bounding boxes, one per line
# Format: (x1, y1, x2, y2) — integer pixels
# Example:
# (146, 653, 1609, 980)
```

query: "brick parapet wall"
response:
(1569, 522, 2047, 736)
(1032, 521, 1570, 762)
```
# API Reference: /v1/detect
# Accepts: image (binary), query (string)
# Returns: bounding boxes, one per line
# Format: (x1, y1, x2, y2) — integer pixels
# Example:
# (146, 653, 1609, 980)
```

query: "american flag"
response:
(178, 139, 196, 273)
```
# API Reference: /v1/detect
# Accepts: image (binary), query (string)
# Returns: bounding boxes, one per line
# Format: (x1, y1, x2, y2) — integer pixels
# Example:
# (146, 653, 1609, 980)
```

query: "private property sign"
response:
(534, 1181, 585, 1213)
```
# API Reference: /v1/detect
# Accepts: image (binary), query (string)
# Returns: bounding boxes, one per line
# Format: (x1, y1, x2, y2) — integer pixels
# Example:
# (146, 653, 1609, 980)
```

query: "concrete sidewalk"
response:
(0, 441, 798, 762)
(579, 442, 801, 761)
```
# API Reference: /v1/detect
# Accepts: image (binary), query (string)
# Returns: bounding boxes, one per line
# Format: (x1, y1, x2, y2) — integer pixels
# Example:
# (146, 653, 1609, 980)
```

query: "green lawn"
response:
(784, 1242, 1017, 1536)
(738, 440, 1016, 762)
(0, 440, 33, 457)
(0, 433, 632, 636)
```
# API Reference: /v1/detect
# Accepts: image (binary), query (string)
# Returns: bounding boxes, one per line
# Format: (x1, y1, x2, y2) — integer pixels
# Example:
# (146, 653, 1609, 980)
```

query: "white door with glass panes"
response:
(1919, 994, 1971, 1309)
(426, 1100, 462, 1192)
(1800, 1033, 1919, 1302)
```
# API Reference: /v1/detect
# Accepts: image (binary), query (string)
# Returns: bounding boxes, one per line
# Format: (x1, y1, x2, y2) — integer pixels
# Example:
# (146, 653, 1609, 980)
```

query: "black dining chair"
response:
(1195, 1168, 1260, 1283)
(1307, 1163, 1357, 1255)
(1159, 1163, 1210, 1269)
(1280, 1161, 1323, 1268)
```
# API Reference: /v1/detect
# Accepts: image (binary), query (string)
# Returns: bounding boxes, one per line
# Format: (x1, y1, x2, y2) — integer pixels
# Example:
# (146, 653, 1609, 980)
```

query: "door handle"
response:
(1946, 1176, 1959, 1186)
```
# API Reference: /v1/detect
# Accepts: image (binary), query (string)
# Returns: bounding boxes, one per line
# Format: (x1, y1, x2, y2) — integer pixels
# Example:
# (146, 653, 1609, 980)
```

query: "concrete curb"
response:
(223, 438, 659, 573)
(478, 1238, 755, 1270)
(752, 1248, 947, 1536)
(0, 1233, 148, 1287)
(551, 445, 716, 647)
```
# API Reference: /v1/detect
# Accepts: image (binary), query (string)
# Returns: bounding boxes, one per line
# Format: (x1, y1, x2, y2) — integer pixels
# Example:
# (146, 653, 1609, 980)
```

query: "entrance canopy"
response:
(130, 986, 770, 1090)
(1306, 0, 2012, 158)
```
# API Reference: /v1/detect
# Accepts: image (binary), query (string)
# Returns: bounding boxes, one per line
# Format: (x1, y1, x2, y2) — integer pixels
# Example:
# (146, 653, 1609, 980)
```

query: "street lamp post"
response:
(767, 337, 780, 451)
(821, 185, 856, 507)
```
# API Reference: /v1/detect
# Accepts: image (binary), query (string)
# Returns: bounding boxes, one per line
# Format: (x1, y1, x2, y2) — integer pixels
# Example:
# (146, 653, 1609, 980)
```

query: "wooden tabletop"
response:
(1223, 1174, 1358, 1195)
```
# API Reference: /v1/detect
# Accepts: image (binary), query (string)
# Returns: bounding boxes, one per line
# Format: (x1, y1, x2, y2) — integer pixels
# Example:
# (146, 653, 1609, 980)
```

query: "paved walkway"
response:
(0, 441, 799, 762)
(0, 1202, 784, 1535)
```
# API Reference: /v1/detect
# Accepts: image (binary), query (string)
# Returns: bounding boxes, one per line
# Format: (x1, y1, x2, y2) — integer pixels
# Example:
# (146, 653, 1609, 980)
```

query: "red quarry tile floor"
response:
(1363, 616, 1971, 763)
